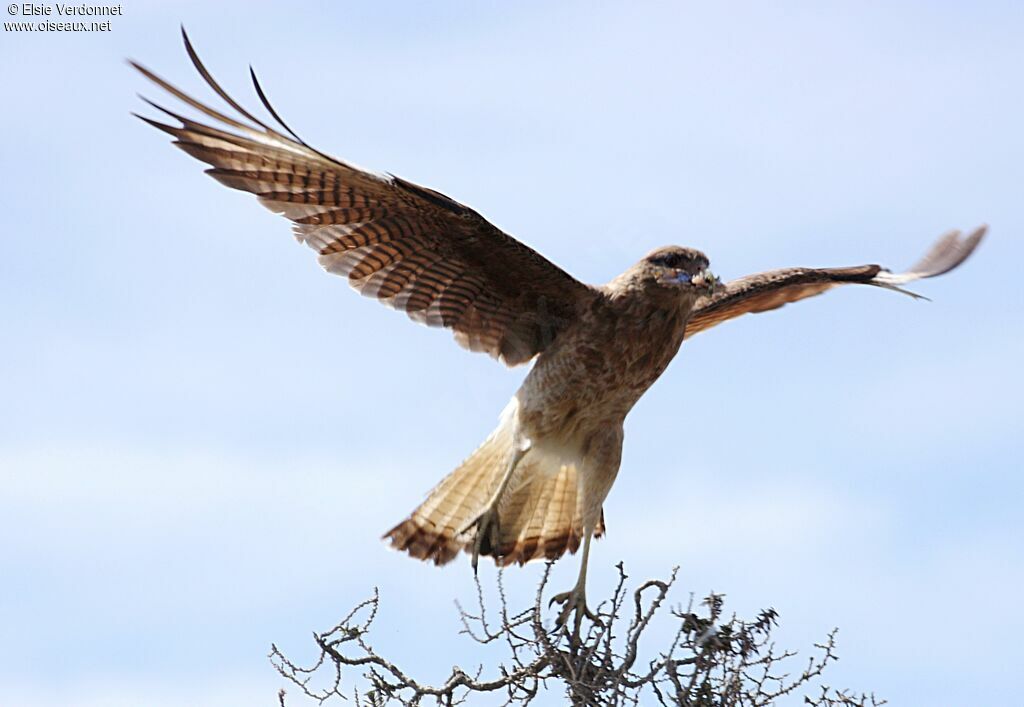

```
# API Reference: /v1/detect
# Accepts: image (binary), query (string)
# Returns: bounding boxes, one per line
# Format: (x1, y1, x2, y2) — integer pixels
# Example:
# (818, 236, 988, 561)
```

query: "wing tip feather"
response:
(909, 224, 987, 278)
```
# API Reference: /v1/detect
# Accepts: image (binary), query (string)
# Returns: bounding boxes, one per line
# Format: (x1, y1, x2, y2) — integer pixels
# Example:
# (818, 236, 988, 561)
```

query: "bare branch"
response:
(272, 564, 882, 706)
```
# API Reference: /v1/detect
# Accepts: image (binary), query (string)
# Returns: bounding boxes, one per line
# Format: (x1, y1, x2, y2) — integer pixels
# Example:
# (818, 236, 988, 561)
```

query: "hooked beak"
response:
(689, 268, 721, 296)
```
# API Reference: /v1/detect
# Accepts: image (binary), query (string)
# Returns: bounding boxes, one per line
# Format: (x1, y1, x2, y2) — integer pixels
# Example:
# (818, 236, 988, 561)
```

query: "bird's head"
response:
(636, 246, 721, 297)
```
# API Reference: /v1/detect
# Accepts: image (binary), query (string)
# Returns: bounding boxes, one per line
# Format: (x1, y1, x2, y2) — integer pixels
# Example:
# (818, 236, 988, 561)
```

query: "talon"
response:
(548, 586, 601, 638)
(461, 508, 500, 574)
(549, 590, 571, 616)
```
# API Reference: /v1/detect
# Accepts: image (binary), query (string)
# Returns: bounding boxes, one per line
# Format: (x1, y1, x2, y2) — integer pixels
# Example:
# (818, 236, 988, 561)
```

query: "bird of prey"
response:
(132, 31, 985, 632)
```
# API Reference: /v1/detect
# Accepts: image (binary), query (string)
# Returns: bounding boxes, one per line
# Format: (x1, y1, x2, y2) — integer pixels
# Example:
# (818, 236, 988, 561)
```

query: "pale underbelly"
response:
(514, 349, 677, 440)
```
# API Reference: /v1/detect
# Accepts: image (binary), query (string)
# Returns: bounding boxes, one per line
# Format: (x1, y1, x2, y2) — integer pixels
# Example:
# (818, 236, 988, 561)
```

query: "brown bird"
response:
(132, 30, 986, 631)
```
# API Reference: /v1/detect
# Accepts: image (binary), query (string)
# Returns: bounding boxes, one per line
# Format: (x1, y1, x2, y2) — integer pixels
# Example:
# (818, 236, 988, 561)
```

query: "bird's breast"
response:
(516, 297, 691, 438)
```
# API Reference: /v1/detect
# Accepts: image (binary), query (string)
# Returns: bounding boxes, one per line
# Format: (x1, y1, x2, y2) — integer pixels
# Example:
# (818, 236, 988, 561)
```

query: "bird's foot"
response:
(460, 507, 500, 574)
(549, 585, 601, 640)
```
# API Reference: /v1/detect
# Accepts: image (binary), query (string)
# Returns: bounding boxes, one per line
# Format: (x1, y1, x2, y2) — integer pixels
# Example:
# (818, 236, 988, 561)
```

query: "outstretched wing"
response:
(132, 30, 596, 366)
(685, 226, 986, 340)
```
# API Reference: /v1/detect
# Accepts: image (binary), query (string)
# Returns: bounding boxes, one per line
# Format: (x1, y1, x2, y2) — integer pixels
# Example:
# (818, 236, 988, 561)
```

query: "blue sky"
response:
(2, 2, 1022, 704)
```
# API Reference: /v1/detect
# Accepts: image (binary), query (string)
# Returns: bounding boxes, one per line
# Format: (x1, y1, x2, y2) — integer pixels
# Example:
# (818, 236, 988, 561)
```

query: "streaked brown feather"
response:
(133, 33, 596, 366)
(685, 227, 985, 339)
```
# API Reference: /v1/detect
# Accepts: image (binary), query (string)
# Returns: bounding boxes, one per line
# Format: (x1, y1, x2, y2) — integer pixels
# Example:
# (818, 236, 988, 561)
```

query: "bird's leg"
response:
(461, 439, 529, 573)
(549, 530, 600, 640)
(550, 426, 620, 641)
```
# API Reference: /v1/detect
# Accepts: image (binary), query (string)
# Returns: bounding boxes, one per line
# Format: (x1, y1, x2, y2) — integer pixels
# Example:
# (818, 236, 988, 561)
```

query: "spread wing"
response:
(131, 30, 595, 366)
(685, 226, 986, 340)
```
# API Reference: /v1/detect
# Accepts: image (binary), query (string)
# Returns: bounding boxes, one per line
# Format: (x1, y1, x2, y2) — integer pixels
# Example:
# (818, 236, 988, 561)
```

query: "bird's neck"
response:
(603, 279, 700, 317)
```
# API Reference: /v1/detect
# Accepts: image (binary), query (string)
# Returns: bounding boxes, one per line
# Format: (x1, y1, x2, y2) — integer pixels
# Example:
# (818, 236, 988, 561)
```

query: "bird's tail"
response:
(384, 401, 603, 567)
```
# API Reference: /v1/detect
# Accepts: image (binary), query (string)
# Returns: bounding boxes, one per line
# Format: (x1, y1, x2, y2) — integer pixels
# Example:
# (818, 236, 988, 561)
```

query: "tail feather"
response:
(385, 412, 512, 565)
(495, 465, 607, 566)
(384, 400, 603, 567)
(415, 426, 507, 560)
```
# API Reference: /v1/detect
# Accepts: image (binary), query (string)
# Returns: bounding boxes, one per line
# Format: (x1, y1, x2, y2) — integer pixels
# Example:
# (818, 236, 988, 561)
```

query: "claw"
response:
(549, 586, 601, 639)
(460, 508, 500, 574)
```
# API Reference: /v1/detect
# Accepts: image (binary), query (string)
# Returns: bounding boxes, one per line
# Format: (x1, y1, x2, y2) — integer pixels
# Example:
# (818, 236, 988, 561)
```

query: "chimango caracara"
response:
(133, 30, 985, 632)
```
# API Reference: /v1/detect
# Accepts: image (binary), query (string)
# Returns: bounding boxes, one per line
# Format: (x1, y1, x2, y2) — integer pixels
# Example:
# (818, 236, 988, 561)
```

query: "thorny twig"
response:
(271, 564, 883, 706)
